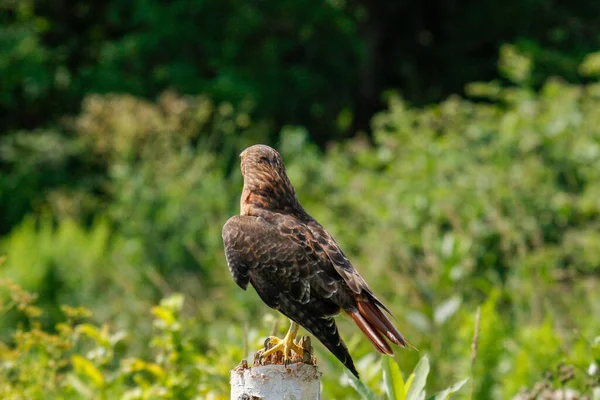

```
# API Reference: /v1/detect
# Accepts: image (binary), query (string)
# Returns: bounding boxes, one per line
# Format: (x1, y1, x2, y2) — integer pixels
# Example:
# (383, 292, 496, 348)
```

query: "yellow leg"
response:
(260, 321, 304, 363)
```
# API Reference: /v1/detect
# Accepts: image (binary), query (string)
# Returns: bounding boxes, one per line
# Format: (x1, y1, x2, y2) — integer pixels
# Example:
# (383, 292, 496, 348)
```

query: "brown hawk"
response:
(222, 144, 410, 378)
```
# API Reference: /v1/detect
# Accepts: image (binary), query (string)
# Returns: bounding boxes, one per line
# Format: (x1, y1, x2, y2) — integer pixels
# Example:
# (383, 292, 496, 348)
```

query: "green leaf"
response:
(405, 373, 415, 396)
(427, 378, 469, 400)
(406, 356, 430, 400)
(347, 373, 382, 400)
(382, 356, 406, 400)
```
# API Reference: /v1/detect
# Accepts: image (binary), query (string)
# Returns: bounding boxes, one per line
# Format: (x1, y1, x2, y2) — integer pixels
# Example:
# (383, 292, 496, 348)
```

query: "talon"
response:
(263, 337, 272, 350)
(257, 322, 304, 365)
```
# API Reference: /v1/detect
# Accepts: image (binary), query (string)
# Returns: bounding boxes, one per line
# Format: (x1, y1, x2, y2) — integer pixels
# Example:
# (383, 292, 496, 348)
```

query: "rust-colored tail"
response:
(347, 300, 411, 355)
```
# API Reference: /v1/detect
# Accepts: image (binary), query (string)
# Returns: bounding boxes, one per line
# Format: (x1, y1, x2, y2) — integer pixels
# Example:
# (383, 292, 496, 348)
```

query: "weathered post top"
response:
(230, 336, 321, 400)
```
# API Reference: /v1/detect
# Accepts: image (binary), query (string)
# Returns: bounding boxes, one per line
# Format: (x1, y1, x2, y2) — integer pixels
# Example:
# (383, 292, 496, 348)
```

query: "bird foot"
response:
(259, 333, 304, 365)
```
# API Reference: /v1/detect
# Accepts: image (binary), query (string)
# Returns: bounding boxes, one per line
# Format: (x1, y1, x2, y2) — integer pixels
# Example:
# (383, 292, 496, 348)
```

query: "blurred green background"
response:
(1, 0, 600, 398)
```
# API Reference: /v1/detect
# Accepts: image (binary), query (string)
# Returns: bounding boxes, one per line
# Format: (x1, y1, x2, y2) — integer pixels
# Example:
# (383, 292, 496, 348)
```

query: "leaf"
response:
(406, 356, 430, 400)
(347, 373, 382, 400)
(427, 378, 469, 400)
(382, 357, 406, 400)
(405, 373, 415, 396)
(434, 297, 461, 325)
(71, 355, 104, 387)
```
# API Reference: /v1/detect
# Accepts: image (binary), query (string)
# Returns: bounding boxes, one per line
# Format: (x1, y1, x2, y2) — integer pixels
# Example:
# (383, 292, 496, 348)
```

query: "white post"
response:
(230, 336, 321, 400)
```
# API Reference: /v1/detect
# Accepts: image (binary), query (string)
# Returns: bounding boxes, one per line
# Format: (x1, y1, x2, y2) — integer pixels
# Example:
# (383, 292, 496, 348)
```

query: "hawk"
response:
(222, 144, 410, 378)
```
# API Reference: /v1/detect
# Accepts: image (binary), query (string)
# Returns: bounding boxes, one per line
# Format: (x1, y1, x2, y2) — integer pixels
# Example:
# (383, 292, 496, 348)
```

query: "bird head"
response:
(239, 144, 285, 179)
(239, 144, 301, 214)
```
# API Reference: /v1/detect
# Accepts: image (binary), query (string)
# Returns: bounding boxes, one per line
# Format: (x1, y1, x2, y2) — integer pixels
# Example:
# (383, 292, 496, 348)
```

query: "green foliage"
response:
(383, 356, 407, 399)
(0, 0, 363, 140)
(1, 218, 115, 323)
(461, 294, 506, 399)
(0, 280, 237, 399)
(4, 0, 600, 142)
(579, 52, 600, 78)
(2, 48, 600, 398)
(350, 355, 468, 400)
(0, 1, 53, 113)
(0, 129, 85, 233)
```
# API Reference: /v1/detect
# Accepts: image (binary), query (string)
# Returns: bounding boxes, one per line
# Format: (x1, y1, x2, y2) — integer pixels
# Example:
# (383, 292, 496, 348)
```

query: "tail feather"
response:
(347, 310, 393, 355)
(357, 301, 409, 347)
(349, 300, 412, 355)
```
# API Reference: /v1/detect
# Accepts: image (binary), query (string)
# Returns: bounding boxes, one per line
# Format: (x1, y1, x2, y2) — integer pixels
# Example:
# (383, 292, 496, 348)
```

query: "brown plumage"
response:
(222, 144, 410, 378)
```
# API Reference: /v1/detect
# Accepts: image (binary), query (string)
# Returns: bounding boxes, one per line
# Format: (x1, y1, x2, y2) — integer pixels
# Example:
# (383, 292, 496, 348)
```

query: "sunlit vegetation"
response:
(1, 47, 600, 398)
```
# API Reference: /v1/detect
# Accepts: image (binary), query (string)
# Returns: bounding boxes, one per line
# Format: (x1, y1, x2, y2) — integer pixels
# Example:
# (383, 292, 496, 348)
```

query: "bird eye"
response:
(260, 156, 270, 164)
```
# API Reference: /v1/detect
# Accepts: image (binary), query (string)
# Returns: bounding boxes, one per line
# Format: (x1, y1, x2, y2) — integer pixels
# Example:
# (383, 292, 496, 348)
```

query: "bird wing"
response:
(305, 220, 371, 293)
(305, 220, 396, 312)
(304, 219, 411, 349)
(222, 214, 359, 376)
